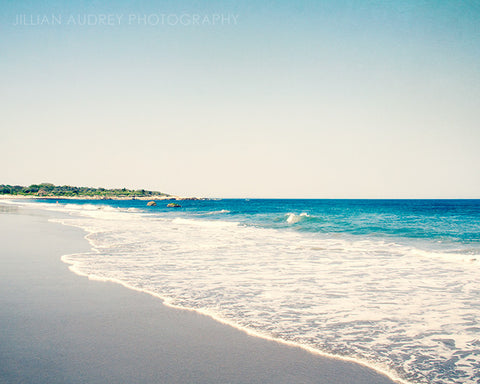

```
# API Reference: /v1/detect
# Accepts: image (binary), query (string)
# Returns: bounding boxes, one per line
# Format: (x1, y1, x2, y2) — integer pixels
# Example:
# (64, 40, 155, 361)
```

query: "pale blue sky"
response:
(1, 0, 479, 197)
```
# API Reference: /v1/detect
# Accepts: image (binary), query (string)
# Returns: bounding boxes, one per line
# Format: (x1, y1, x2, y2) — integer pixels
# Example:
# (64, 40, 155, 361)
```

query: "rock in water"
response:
(147, 201, 157, 206)
(167, 203, 181, 208)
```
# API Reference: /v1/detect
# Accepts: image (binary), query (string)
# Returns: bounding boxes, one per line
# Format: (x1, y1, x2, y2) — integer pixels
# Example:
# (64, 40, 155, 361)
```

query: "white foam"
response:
(203, 209, 231, 215)
(286, 212, 310, 224)
(409, 248, 479, 263)
(172, 217, 239, 228)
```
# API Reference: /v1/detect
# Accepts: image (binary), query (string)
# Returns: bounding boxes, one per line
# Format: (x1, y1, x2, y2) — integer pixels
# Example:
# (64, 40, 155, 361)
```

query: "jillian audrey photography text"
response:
(13, 13, 239, 27)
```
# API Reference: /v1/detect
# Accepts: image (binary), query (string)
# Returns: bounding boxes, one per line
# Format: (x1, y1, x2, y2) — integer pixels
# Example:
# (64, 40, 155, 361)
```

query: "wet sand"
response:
(0, 204, 396, 384)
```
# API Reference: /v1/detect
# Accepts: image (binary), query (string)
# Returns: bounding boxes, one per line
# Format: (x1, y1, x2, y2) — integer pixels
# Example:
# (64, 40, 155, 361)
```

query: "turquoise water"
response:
(10, 198, 480, 383)
(45, 198, 480, 254)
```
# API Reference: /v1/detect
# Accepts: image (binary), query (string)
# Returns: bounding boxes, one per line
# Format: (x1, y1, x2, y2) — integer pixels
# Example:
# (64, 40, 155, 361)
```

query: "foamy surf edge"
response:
(53, 218, 410, 384)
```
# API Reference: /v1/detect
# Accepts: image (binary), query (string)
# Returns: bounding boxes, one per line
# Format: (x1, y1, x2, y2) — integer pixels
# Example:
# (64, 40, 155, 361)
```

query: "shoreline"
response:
(0, 203, 398, 384)
(62, 245, 407, 384)
(0, 195, 203, 201)
(57, 208, 406, 384)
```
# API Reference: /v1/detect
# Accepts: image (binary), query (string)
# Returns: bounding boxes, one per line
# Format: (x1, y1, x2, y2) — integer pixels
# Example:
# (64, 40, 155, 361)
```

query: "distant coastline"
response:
(0, 194, 176, 201)
(0, 183, 201, 201)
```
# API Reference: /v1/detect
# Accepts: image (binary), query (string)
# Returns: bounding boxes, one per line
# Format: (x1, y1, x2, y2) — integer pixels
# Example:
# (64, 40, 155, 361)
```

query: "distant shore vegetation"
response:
(0, 183, 169, 198)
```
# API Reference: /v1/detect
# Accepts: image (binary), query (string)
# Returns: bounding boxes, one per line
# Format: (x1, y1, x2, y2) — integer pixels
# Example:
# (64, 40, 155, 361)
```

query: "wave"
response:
(201, 209, 231, 215)
(286, 212, 312, 224)
(171, 217, 239, 228)
(205, 209, 230, 214)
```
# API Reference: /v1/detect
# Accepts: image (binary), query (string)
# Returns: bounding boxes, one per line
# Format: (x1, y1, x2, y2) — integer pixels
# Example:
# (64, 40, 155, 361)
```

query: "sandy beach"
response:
(0, 204, 396, 384)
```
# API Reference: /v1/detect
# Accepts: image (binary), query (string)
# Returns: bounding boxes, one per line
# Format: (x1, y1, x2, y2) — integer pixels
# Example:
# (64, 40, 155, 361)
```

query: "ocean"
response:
(8, 198, 480, 384)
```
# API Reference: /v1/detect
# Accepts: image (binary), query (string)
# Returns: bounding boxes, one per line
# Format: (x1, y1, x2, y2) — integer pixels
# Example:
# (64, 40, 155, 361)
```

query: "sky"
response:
(1, 0, 479, 198)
